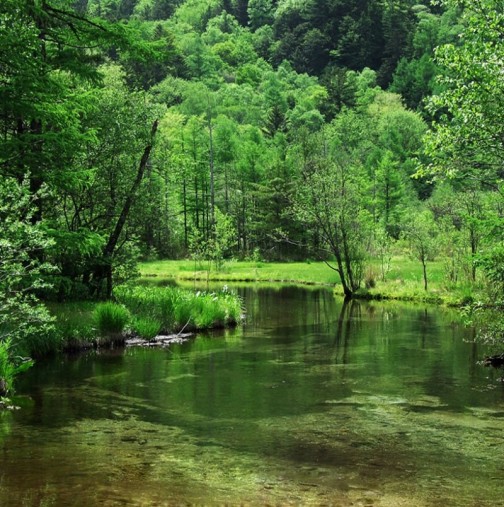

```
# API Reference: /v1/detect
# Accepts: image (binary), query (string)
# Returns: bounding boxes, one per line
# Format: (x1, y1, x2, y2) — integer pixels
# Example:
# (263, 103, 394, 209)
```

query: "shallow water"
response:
(2, 285, 504, 506)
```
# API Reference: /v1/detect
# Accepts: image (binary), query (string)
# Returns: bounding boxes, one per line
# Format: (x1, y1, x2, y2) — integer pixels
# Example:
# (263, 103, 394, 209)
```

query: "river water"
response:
(1, 285, 504, 506)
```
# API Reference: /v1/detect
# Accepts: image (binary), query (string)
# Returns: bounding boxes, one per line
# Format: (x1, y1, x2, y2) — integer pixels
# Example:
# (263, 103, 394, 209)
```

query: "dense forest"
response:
(1, 0, 504, 366)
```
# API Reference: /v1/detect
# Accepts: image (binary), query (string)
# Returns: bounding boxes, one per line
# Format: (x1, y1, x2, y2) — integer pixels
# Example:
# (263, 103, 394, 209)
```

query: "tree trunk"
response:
(422, 257, 428, 291)
(183, 177, 188, 250)
(208, 117, 215, 232)
(90, 120, 158, 298)
(470, 227, 477, 282)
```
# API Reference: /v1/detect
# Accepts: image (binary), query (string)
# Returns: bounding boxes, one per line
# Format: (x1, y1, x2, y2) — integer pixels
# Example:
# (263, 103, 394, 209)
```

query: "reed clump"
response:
(93, 302, 130, 345)
(114, 285, 242, 333)
(132, 317, 162, 340)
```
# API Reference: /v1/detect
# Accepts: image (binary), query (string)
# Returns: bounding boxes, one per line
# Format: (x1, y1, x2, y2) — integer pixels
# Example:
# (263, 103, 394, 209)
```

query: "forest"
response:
(1, 0, 504, 392)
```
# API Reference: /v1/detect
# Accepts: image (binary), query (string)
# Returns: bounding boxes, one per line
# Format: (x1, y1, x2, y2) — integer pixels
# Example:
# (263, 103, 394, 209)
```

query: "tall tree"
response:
(423, 0, 504, 191)
(295, 112, 372, 298)
(420, 0, 504, 298)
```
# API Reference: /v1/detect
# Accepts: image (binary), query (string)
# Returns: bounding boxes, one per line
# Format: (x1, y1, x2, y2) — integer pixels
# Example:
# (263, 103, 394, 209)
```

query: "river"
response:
(1, 285, 504, 506)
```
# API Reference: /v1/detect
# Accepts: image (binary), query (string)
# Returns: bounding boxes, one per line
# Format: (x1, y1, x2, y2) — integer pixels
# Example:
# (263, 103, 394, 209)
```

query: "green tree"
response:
(423, 0, 504, 190)
(403, 208, 438, 291)
(373, 151, 405, 237)
(421, 0, 504, 301)
(295, 113, 372, 298)
(43, 66, 162, 298)
(0, 178, 55, 396)
(248, 0, 274, 30)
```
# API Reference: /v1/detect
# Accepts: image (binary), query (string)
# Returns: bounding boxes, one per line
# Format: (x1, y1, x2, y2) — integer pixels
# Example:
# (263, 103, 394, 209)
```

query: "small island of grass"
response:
(51, 285, 243, 353)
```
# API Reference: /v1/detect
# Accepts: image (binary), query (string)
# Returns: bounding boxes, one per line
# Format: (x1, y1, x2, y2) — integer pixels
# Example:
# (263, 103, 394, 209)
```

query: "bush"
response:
(93, 302, 130, 338)
(17, 327, 63, 358)
(476, 246, 504, 301)
(364, 267, 378, 289)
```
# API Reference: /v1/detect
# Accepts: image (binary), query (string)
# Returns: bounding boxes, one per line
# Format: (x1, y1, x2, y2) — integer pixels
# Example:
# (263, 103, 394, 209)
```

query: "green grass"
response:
(139, 257, 482, 306)
(44, 284, 243, 352)
(132, 317, 162, 340)
(93, 302, 130, 345)
(115, 285, 242, 332)
(48, 301, 97, 350)
(140, 259, 341, 285)
(41, 255, 478, 354)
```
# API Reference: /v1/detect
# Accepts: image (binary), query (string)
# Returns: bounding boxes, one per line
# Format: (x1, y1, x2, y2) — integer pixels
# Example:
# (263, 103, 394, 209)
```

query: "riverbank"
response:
(139, 258, 479, 307)
(37, 285, 243, 357)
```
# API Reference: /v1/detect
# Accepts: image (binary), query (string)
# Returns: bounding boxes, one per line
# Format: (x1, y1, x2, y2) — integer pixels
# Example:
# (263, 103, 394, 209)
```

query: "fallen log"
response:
(125, 333, 194, 348)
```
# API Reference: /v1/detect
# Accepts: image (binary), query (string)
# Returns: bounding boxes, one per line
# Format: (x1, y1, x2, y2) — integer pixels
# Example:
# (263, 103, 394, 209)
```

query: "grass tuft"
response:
(93, 302, 130, 341)
(132, 317, 162, 340)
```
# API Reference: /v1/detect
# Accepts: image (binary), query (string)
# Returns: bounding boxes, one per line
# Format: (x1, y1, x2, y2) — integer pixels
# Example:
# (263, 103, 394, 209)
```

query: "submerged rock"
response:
(126, 333, 194, 348)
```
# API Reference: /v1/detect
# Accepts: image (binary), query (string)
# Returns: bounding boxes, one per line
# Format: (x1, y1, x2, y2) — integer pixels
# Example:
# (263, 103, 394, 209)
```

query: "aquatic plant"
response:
(132, 317, 162, 340)
(115, 285, 242, 332)
(93, 302, 130, 339)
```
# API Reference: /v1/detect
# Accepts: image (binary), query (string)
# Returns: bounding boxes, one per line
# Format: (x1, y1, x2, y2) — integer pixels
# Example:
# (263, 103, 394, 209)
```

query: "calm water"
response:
(2, 285, 504, 506)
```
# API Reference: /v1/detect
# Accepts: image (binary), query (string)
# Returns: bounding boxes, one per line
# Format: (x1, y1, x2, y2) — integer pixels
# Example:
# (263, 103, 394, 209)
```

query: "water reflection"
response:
(2, 285, 504, 506)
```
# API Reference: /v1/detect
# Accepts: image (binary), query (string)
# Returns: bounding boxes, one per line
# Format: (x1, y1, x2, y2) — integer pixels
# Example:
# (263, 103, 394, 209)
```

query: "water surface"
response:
(2, 285, 504, 506)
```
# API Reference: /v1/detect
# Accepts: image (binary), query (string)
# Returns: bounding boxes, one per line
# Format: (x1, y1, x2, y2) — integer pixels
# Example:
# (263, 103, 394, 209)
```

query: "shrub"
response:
(93, 302, 130, 338)
(476, 246, 504, 301)
(17, 327, 63, 358)
(364, 267, 378, 289)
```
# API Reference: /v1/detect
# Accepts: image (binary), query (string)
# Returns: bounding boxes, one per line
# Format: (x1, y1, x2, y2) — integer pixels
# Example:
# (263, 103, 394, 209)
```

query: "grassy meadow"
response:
(139, 257, 478, 306)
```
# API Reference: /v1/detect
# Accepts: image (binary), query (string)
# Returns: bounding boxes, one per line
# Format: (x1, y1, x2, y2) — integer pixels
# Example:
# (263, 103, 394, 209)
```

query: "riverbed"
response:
(1, 285, 504, 506)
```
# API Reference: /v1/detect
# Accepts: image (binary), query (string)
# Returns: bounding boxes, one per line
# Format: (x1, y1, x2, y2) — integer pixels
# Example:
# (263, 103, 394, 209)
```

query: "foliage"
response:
(2, 0, 501, 350)
(0, 176, 56, 396)
(402, 208, 439, 291)
(0, 179, 55, 337)
(420, 0, 504, 307)
(190, 208, 235, 270)
(462, 303, 504, 352)
(0, 338, 34, 398)
(476, 246, 504, 302)
(423, 0, 504, 187)
(294, 119, 371, 297)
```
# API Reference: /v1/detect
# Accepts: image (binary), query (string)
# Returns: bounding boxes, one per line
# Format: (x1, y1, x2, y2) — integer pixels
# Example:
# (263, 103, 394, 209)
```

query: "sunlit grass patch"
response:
(140, 257, 478, 306)
(114, 285, 242, 333)
(139, 260, 341, 286)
